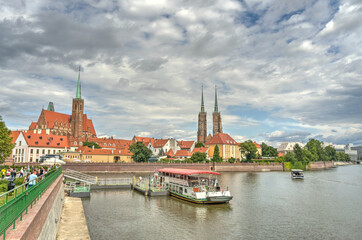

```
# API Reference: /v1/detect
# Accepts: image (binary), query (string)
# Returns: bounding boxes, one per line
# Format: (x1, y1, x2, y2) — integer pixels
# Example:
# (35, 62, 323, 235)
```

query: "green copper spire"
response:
(214, 85, 218, 113)
(76, 66, 81, 99)
(47, 102, 55, 111)
(201, 85, 205, 112)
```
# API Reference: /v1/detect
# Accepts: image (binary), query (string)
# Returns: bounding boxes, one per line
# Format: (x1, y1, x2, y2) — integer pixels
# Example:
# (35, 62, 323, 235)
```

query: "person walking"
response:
(20, 167, 24, 177)
(27, 170, 38, 189)
(1, 168, 5, 179)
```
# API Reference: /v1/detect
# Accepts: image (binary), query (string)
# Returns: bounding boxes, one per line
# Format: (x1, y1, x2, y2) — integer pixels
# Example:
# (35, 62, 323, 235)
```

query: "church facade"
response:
(29, 68, 96, 138)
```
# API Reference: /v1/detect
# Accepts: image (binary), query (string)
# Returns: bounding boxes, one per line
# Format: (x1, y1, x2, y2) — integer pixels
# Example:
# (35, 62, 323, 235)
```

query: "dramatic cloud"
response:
(1, 0, 362, 147)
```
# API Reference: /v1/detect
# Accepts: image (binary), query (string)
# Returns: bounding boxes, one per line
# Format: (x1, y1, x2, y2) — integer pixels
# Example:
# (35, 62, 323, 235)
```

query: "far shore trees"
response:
(279, 139, 351, 169)
(191, 152, 207, 163)
(261, 143, 278, 157)
(212, 145, 223, 162)
(83, 141, 101, 149)
(0, 116, 14, 164)
(129, 142, 152, 162)
(239, 140, 257, 162)
(195, 142, 205, 148)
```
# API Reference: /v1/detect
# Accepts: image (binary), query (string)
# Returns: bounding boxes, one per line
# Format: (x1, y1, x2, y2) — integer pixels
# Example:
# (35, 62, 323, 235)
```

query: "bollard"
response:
(132, 176, 136, 189)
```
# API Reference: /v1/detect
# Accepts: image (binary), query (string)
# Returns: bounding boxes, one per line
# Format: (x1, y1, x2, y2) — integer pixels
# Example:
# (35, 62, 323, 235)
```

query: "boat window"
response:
(184, 188, 187, 193)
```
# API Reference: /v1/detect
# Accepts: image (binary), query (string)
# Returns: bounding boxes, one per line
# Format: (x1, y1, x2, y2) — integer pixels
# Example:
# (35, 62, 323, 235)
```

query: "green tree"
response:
(195, 142, 205, 148)
(239, 140, 257, 162)
(261, 142, 278, 157)
(0, 116, 14, 163)
(212, 145, 223, 162)
(324, 145, 336, 161)
(83, 141, 101, 149)
(129, 142, 152, 162)
(228, 157, 235, 163)
(285, 152, 296, 163)
(190, 152, 207, 162)
(305, 139, 326, 161)
(293, 144, 304, 163)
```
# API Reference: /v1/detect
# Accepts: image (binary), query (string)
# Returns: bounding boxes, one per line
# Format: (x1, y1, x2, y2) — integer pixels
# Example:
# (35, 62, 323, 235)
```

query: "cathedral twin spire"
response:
(197, 85, 223, 143)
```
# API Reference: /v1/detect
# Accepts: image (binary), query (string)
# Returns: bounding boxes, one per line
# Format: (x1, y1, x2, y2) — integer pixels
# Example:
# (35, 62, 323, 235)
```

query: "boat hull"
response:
(170, 191, 232, 204)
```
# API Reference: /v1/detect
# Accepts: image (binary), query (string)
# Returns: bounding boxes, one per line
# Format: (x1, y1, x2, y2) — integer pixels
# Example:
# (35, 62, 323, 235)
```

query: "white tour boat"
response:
(291, 169, 304, 179)
(155, 168, 232, 204)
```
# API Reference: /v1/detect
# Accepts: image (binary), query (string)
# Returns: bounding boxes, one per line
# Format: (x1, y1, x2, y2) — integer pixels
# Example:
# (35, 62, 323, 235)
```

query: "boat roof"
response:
(291, 169, 304, 172)
(157, 168, 220, 176)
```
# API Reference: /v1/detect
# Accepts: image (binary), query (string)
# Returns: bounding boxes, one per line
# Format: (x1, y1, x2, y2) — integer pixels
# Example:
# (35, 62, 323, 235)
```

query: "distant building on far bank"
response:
(277, 142, 304, 155)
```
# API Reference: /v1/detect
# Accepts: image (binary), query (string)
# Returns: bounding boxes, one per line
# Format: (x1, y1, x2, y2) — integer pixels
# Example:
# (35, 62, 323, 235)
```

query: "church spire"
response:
(214, 85, 218, 113)
(76, 66, 81, 99)
(201, 85, 205, 112)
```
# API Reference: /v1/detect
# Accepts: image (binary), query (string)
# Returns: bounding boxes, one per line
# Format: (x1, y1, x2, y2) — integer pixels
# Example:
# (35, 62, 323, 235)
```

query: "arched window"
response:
(74, 141, 77, 145)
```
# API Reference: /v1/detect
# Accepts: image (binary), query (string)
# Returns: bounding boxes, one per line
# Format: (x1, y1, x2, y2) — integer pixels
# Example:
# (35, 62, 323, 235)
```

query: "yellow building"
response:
(205, 133, 240, 160)
(61, 146, 133, 163)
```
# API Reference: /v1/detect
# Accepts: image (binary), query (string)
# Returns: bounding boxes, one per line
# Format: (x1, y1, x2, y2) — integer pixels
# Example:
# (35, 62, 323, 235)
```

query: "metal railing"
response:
(63, 169, 96, 185)
(96, 178, 132, 185)
(0, 167, 62, 240)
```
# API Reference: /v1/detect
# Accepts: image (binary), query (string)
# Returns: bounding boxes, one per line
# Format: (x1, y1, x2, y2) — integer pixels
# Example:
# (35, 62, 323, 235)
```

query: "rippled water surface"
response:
(82, 165, 362, 240)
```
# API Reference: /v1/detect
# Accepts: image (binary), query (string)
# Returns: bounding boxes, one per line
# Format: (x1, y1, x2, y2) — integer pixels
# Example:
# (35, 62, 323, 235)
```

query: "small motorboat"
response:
(291, 169, 304, 179)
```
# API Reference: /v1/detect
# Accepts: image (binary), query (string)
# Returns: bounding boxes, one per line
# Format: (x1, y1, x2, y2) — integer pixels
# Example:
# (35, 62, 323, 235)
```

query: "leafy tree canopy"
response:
(129, 142, 152, 162)
(261, 142, 278, 157)
(83, 141, 101, 149)
(239, 140, 257, 162)
(190, 152, 207, 163)
(195, 142, 205, 148)
(212, 145, 223, 162)
(0, 116, 14, 163)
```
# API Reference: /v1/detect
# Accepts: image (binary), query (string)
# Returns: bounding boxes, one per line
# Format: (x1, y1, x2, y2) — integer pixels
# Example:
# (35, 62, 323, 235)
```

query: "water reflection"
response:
(83, 166, 362, 240)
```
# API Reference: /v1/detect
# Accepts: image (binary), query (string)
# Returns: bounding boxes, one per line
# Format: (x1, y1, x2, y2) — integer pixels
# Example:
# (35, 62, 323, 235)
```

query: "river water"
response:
(82, 165, 362, 240)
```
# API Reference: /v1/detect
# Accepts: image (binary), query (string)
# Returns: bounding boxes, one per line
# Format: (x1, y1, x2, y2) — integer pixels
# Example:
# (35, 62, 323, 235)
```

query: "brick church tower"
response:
(213, 86, 223, 136)
(71, 67, 84, 138)
(197, 86, 207, 143)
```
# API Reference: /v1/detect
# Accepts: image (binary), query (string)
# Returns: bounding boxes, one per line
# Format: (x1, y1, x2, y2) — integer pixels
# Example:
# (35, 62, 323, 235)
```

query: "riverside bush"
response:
(0, 183, 8, 192)
(14, 177, 25, 186)
(0, 180, 9, 185)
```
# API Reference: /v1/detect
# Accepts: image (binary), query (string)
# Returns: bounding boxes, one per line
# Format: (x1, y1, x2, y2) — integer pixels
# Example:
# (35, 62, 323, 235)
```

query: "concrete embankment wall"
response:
(307, 161, 334, 170)
(14, 161, 335, 172)
(6, 175, 64, 240)
(60, 162, 284, 172)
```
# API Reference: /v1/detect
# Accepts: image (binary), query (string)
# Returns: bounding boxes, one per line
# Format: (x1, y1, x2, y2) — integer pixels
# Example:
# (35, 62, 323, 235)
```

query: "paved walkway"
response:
(56, 197, 90, 240)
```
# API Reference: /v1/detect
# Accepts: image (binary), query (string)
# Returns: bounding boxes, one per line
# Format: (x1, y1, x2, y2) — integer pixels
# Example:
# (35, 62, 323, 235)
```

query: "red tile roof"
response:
(40, 109, 96, 136)
(10, 131, 21, 144)
(43, 109, 71, 128)
(166, 149, 175, 157)
(174, 150, 192, 157)
(133, 136, 155, 146)
(69, 137, 132, 148)
(154, 139, 168, 148)
(23, 131, 70, 148)
(205, 133, 238, 145)
(192, 147, 208, 154)
(177, 140, 195, 149)
(253, 142, 261, 148)
(29, 122, 37, 130)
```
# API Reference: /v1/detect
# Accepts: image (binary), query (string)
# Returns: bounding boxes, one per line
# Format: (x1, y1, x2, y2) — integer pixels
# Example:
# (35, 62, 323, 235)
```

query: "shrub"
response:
(0, 183, 8, 192)
(14, 177, 25, 186)
(0, 180, 9, 185)
(228, 157, 235, 163)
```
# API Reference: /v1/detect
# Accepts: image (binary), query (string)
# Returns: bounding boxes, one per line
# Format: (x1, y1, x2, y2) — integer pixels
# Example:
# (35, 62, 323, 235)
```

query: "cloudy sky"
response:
(1, 0, 362, 147)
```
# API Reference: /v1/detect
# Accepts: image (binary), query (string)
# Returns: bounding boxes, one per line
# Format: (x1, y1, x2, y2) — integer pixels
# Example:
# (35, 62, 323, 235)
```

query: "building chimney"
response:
(92, 145, 94, 150)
